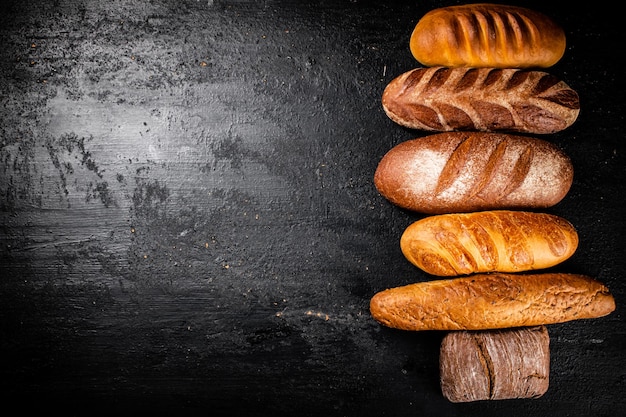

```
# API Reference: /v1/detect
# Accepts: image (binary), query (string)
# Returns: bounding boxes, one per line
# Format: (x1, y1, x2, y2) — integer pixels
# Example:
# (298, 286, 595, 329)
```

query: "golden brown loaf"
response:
(439, 326, 550, 402)
(374, 133, 573, 214)
(410, 4, 566, 68)
(369, 273, 615, 331)
(400, 210, 578, 276)
(381, 67, 580, 134)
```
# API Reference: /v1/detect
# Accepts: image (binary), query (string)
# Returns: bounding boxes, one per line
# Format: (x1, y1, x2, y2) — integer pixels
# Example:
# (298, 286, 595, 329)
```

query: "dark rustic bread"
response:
(369, 273, 615, 331)
(374, 132, 573, 214)
(410, 4, 566, 68)
(400, 210, 578, 276)
(439, 326, 550, 402)
(382, 67, 580, 134)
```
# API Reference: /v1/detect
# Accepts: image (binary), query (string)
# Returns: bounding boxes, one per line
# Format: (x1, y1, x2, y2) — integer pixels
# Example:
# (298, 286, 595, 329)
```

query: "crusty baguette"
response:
(369, 273, 615, 331)
(410, 4, 566, 68)
(400, 210, 578, 276)
(374, 133, 573, 214)
(439, 326, 550, 402)
(381, 67, 580, 134)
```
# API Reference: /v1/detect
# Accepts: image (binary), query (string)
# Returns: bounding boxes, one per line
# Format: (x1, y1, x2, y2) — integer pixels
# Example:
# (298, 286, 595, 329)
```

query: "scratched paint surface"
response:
(1, 0, 625, 415)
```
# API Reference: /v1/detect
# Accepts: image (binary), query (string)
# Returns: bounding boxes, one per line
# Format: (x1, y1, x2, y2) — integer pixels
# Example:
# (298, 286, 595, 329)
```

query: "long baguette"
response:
(374, 132, 573, 214)
(381, 67, 580, 134)
(409, 4, 566, 68)
(400, 210, 578, 276)
(369, 273, 615, 331)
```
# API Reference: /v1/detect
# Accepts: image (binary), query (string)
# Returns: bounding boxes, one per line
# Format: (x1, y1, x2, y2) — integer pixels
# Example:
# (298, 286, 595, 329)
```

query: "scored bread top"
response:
(374, 132, 574, 214)
(410, 4, 566, 68)
(381, 67, 580, 134)
(399, 210, 579, 276)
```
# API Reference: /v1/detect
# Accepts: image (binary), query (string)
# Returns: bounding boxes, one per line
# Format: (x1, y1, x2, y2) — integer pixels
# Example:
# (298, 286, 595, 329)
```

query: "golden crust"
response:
(410, 4, 566, 68)
(399, 211, 578, 276)
(369, 273, 615, 331)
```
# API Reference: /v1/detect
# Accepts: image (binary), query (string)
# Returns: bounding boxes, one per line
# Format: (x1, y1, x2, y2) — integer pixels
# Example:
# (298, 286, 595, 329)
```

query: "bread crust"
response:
(382, 67, 580, 134)
(374, 132, 573, 214)
(410, 4, 566, 68)
(400, 210, 578, 276)
(439, 326, 550, 402)
(369, 273, 615, 331)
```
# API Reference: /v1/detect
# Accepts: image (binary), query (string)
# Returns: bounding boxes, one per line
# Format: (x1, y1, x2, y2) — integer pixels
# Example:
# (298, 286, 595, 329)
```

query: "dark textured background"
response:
(1, 0, 624, 415)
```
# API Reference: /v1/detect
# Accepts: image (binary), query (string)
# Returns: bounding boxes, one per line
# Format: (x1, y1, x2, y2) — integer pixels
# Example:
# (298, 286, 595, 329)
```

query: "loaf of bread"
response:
(369, 273, 615, 331)
(381, 67, 580, 134)
(410, 4, 566, 68)
(374, 132, 573, 214)
(440, 326, 550, 402)
(400, 210, 578, 276)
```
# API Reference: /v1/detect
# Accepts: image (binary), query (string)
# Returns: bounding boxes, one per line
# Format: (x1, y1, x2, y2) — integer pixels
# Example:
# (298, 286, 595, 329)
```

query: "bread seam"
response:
(473, 333, 495, 399)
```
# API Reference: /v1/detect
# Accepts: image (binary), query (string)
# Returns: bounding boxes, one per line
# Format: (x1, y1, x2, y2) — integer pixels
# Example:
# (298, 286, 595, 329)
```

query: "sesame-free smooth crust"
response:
(400, 210, 578, 276)
(410, 4, 566, 68)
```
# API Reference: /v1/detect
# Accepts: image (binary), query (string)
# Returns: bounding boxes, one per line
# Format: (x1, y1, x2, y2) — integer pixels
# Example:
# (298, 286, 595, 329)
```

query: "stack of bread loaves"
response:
(369, 3, 616, 402)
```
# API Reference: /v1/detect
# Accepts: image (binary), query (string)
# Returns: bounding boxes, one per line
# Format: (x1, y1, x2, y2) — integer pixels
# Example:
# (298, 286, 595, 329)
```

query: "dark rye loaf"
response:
(439, 326, 550, 402)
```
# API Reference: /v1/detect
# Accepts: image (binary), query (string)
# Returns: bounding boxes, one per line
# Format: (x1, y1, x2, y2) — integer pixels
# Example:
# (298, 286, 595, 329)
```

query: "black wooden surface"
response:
(1, 1, 624, 415)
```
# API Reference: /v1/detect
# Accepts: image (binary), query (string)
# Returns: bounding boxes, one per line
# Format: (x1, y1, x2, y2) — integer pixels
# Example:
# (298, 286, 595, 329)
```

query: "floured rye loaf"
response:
(440, 326, 550, 402)
(369, 273, 615, 331)
(410, 4, 567, 68)
(382, 67, 580, 134)
(400, 210, 578, 276)
(374, 132, 573, 214)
